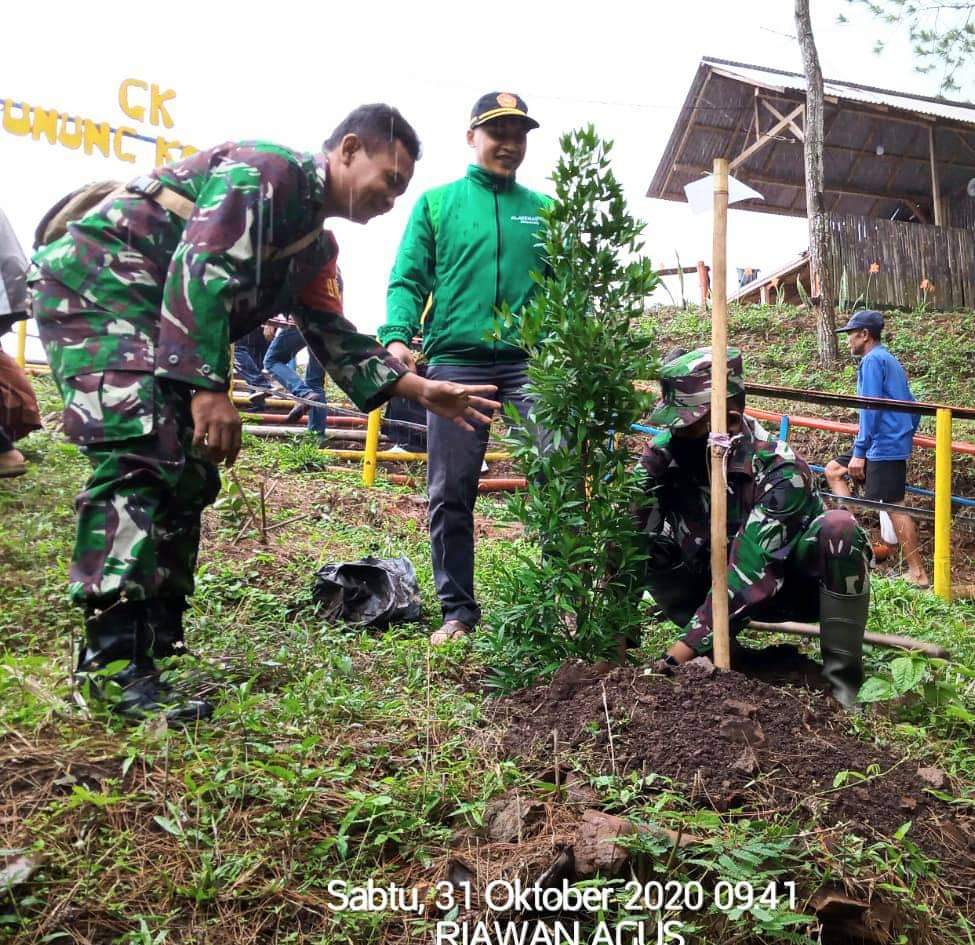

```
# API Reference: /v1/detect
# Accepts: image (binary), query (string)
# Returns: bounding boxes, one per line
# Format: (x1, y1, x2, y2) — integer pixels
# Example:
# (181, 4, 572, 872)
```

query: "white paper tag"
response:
(683, 174, 765, 214)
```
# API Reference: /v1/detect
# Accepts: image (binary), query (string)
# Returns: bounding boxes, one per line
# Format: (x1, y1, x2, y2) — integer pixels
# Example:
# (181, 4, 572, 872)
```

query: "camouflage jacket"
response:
(31, 140, 406, 412)
(636, 417, 824, 652)
(0, 208, 29, 327)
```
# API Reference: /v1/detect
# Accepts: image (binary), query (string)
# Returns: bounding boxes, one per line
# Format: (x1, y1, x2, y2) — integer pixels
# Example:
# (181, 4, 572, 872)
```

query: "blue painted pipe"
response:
(806, 462, 975, 509)
(629, 422, 975, 509)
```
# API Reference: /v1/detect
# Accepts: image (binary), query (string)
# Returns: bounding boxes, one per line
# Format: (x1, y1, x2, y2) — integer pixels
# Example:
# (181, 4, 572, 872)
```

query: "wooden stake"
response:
(601, 682, 617, 777)
(710, 157, 732, 671)
(228, 469, 260, 540)
(929, 126, 943, 227)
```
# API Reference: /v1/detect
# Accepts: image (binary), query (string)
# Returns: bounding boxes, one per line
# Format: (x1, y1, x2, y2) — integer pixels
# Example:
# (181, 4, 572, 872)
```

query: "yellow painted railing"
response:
(354, 407, 511, 483)
(934, 408, 953, 601)
(362, 408, 382, 486)
(324, 447, 509, 465)
(15, 319, 27, 368)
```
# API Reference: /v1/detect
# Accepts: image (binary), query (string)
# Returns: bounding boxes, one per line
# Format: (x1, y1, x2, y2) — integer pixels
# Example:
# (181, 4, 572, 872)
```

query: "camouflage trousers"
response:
(644, 508, 870, 637)
(34, 279, 221, 609)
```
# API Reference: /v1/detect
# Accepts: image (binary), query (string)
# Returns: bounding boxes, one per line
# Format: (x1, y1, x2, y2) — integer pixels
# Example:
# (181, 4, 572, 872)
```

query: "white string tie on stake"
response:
(707, 431, 744, 494)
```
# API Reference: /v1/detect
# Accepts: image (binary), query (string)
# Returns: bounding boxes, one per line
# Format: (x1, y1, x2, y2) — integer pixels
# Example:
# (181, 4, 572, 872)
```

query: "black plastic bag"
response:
(312, 556, 422, 629)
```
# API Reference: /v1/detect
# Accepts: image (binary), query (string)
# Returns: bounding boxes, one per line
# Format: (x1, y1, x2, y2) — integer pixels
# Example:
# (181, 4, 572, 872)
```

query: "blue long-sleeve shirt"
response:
(853, 345, 920, 461)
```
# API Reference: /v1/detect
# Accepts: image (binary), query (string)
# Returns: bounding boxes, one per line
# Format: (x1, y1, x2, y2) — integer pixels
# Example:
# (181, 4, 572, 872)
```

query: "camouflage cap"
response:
(649, 346, 745, 429)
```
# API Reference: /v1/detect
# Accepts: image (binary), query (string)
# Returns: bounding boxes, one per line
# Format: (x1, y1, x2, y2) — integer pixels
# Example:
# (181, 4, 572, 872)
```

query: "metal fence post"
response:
(362, 408, 382, 487)
(934, 407, 953, 600)
(16, 319, 27, 368)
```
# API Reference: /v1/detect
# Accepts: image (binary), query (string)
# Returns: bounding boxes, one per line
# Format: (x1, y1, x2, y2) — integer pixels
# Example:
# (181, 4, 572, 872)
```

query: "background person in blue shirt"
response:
(825, 310, 928, 587)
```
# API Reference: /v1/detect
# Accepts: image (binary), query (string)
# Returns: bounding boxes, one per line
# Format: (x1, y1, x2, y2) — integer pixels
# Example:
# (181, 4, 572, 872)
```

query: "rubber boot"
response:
(818, 585, 869, 709)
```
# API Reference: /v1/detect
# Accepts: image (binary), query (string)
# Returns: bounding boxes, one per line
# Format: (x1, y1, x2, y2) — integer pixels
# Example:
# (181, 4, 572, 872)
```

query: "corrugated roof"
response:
(704, 57, 975, 127)
(647, 57, 975, 222)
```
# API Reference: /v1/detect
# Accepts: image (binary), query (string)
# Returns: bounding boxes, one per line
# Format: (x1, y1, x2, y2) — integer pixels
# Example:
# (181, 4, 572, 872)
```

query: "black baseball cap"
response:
(836, 309, 885, 333)
(470, 92, 539, 130)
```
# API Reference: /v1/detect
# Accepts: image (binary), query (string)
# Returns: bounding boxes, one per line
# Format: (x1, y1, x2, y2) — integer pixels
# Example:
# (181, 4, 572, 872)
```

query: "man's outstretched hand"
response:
(392, 373, 500, 431)
(191, 390, 242, 466)
(420, 380, 501, 430)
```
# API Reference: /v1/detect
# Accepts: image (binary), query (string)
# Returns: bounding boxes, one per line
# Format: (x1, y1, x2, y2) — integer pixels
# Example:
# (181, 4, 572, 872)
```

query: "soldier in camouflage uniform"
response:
(31, 104, 499, 721)
(636, 347, 870, 707)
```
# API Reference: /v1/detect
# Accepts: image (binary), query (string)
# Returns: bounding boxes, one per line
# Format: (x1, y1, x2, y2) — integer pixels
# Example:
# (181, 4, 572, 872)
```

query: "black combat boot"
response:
(146, 597, 189, 658)
(78, 601, 212, 724)
(78, 600, 149, 674)
(818, 586, 869, 709)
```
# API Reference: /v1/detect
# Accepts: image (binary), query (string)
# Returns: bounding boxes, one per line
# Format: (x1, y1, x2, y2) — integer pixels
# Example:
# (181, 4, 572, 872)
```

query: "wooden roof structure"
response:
(648, 57, 975, 226)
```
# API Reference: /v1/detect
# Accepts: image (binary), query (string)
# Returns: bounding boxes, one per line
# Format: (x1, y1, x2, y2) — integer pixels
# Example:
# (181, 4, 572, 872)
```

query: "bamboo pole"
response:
(934, 408, 953, 600)
(362, 408, 382, 487)
(710, 157, 731, 670)
(15, 319, 27, 368)
(746, 620, 950, 659)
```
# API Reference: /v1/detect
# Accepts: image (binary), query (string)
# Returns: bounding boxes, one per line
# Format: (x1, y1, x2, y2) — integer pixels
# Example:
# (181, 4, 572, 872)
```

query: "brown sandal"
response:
(429, 620, 471, 646)
(0, 451, 27, 478)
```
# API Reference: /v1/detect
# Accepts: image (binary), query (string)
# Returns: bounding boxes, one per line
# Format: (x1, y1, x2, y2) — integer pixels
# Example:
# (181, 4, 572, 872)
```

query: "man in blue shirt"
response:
(825, 310, 928, 587)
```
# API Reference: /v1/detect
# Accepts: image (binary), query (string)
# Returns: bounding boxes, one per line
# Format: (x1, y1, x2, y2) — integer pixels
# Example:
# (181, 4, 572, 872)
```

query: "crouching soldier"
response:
(31, 105, 499, 722)
(636, 348, 870, 707)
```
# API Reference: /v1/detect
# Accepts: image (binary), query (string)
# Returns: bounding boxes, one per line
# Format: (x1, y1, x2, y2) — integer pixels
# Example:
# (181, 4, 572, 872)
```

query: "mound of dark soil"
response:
(494, 657, 975, 870)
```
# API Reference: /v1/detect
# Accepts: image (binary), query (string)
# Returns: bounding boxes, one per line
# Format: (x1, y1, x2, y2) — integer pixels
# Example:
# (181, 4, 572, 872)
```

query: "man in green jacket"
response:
(379, 92, 549, 644)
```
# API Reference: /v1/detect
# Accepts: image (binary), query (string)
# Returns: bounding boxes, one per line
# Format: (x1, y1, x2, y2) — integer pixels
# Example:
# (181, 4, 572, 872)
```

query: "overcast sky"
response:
(0, 0, 949, 359)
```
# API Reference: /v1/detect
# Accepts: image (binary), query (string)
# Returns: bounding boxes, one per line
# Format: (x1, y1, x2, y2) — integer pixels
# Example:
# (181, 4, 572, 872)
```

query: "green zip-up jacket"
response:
(379, 164, 549, 365)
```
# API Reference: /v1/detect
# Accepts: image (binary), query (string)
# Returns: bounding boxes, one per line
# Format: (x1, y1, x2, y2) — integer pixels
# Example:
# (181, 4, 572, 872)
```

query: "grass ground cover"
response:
(2, 345, 974, 943)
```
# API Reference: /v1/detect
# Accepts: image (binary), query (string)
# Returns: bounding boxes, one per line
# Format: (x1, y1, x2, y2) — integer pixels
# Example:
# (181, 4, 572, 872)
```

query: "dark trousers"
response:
(0, 425, 13, 453)
(384, 362, 428, 451)
(426, 361, 548, 627)
(643, 508, 869, 641)
(234, 327, 271, 389)
(263, 327, 327, 434)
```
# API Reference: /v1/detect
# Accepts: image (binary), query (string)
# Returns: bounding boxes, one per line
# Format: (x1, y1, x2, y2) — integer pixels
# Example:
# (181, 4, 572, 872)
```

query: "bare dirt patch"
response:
(491, 659, 975, 886)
